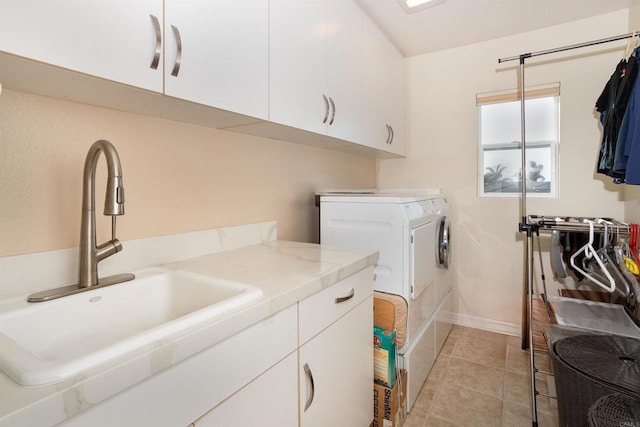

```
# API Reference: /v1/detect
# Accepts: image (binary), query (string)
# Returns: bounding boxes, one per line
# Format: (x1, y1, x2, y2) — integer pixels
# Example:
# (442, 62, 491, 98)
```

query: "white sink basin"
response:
(0, 268, 263, 386)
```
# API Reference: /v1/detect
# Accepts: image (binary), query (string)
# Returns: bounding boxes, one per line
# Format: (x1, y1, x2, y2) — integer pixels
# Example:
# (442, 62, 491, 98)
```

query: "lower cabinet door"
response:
(194, 352, 298, 427)
(299, 296, 373, 427)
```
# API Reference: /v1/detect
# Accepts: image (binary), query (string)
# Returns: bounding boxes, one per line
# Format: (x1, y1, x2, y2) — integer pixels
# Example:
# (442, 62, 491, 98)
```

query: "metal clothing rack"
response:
(529, 215, 631, 235)
(498, 31, 639, 427)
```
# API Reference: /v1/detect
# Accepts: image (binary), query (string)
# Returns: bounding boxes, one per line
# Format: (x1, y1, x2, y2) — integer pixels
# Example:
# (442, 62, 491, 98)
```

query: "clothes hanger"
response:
(619, 231, 640, 276)
(570, 219, 616, 293)
(595, 220, 634, 300)
(629, 223, 640, 276)
(624, 31, 638, 60)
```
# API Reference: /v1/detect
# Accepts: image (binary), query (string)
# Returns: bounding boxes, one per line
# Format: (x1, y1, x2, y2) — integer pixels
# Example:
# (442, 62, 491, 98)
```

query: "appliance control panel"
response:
(403, 200, 438, 221)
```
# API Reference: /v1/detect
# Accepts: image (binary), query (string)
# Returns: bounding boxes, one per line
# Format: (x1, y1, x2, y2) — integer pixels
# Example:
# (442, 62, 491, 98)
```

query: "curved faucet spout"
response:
(78, 140, 128, 288)
(82, 140, 125, 216)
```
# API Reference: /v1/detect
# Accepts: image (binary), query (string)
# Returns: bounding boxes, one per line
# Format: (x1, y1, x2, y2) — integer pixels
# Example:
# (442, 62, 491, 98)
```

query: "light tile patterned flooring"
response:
(403, 326, 560, 427)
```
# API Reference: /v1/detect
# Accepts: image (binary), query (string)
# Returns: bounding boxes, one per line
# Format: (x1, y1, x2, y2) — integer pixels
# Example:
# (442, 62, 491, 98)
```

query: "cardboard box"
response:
(372, 369, 407, 427)
(374, 326, 396, 388)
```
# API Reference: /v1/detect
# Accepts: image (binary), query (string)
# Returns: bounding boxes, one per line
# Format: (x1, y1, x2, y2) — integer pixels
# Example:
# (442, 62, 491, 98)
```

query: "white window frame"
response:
(476, 84, 560, 198)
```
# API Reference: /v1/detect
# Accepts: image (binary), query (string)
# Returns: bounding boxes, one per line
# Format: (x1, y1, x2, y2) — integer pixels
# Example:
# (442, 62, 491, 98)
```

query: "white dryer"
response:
(318, 189, 452, 412)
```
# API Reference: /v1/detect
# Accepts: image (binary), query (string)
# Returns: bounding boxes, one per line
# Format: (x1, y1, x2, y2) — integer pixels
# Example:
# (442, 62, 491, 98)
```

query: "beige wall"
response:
(626, 187, 640, 222)
(0, 89, 376, 257)
(378, 11, 630, 327)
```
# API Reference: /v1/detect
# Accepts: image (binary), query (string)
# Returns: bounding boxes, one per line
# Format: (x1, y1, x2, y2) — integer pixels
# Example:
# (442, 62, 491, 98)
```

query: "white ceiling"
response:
(355, 0, 640, 57)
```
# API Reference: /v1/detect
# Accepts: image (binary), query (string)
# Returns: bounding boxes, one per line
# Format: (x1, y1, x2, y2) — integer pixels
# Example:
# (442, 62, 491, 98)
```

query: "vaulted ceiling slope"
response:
(356, 0, 639, 57)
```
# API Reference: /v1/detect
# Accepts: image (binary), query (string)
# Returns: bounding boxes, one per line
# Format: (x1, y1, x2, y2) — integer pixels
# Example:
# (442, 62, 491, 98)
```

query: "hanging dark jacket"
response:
(595, 57, 638, 181)
(614, 48, 640, 184)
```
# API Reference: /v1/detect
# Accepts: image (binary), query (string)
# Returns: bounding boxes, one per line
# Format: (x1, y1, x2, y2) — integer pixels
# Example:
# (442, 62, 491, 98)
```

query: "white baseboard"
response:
(450, 312, 521, 337)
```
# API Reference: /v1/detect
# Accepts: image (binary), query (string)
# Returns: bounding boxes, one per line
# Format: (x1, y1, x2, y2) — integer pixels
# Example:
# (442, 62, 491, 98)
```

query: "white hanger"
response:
(624, 31, 638, 60)
(624, 32, 635, 59)
(569, 219, 616, 293)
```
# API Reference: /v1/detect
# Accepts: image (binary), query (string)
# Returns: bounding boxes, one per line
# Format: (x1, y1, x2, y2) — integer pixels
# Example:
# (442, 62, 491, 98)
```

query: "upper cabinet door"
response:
(269, 0, 327, 135)
(0, 0, 163, 92)
(164, 0, 269, 119)
(270, 0, 363, 143)
(386, 34, 406, 156)
(363, 19, 406, 155)
(325, 0, 363, 143)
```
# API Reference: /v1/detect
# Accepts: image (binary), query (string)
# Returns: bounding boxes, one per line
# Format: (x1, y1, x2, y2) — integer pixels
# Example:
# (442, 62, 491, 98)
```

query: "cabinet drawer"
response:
(299, 266, 373, 345)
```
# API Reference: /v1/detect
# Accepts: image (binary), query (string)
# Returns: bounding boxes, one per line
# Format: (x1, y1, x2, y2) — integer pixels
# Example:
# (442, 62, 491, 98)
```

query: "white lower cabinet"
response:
(62, 305, 298, 427)
(299, 296, 373, 426)
(59, 267, 373, 427)
(194, 352, 298, 427)
(192, 267, 373, 427)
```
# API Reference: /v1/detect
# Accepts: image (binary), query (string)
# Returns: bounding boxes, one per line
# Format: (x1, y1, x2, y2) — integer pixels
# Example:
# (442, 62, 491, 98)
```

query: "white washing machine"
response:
(318, 189, 452, 412)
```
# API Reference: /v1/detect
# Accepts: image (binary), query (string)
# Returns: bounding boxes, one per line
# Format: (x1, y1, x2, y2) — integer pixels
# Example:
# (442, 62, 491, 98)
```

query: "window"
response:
(477, 84, 559, 197)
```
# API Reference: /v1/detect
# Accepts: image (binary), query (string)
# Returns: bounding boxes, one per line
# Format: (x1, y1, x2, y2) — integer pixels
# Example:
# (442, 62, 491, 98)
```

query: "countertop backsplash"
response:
(0, 221, 277, 300)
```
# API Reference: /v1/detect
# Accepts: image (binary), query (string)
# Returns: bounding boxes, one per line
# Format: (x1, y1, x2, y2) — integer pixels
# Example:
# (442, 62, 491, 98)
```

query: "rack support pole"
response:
(516, 54, 538, 427)
(528, 229, 538, 427)
(519, 54, 530, 351)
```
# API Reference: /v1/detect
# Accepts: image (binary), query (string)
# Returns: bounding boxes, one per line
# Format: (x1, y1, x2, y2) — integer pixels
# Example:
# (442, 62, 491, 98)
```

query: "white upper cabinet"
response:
(0, 0, 163, 92)
(270, 0, 363, 143)
(1, 0, 404, 157)
(164, 0, 269, 119)
(269, 0, 327, 135)
(363, 18, 406, 155)
(325, 0, 363, 143)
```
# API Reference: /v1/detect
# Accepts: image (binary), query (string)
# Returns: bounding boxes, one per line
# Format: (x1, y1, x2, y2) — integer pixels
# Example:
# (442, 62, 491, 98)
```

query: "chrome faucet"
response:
(28, 140, 135, 302)
(78, 140, 128, 287)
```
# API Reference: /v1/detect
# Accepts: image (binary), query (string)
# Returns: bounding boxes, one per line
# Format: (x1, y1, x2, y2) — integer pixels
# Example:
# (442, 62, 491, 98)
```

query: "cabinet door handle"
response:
(303, 363, 315, 411)
(389, 125, 394, 144)
(322, 95, 329, 124)
(170, 25, 182, 77)
(335, 288, 355, 304)
(385, 124, 392, 144)
(149, 14, 161, 70)
(328, 97, 336, 125)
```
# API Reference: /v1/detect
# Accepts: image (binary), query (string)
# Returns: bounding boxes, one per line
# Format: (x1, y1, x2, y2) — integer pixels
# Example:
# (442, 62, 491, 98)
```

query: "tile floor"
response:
(403, 325, 559, 427)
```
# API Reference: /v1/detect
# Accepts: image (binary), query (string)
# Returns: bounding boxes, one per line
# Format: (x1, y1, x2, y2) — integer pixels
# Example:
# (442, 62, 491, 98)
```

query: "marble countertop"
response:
(0, 240, 378, 427)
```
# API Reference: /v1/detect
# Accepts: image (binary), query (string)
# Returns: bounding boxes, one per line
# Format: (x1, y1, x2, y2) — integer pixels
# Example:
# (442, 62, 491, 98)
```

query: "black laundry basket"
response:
(550, 334, 640, 427)
(587, 394, 640, 426)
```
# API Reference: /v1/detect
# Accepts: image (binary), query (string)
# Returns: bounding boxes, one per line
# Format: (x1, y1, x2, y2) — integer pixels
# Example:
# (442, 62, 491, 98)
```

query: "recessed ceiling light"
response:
(398, 0, 446, 13)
